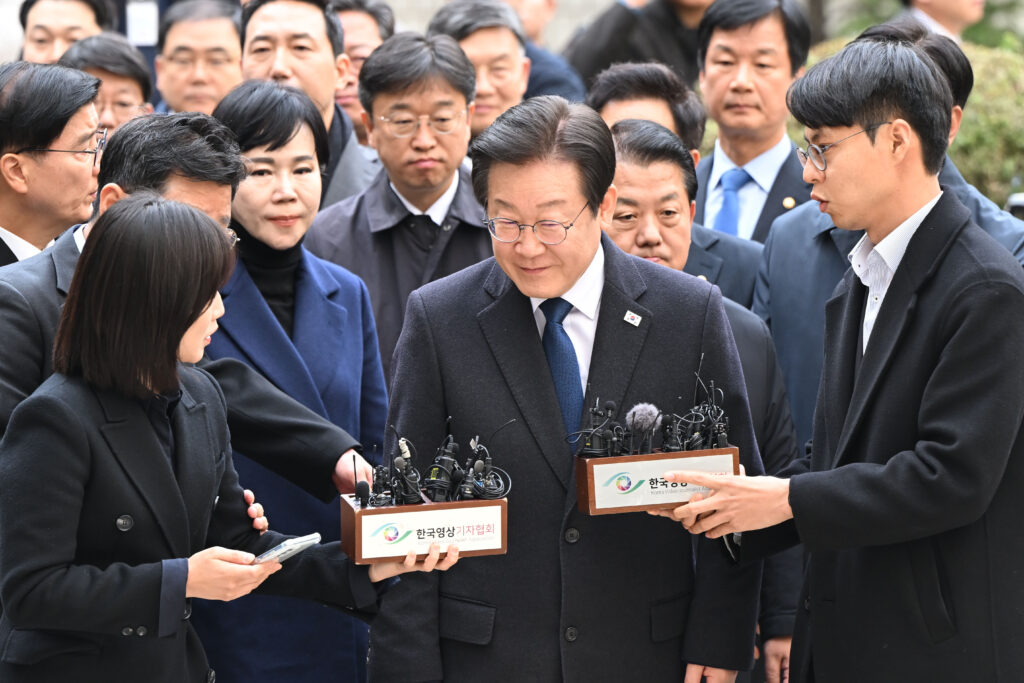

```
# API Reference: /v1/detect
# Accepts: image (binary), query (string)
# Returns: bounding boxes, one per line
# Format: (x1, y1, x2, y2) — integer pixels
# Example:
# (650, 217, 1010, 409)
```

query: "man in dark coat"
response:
(666, 39, 1024, 683)
(368, 96, 763, 682)
(306, 34, 492, 380)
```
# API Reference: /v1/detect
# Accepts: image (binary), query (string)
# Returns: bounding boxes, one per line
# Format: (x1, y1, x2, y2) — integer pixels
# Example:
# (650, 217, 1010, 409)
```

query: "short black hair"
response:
(470, 95, 615, 214)
(328, 0, 395, 40)
(358, 32, 475, 115)
(611, 119, 697, 204)
(586, 62, 706, 152)
(697, 0, 810, 76)
(58, 32, 153, 102)
(19, 0, 117, 31)
(0, 62, 99, 155)
(158, 0, 241, 53)
(787, 39, 952, 175)
(214, 80, 330, 173)
(856, 18, 973, 110)
(97, 112, 246, 195)
(53, 192, 235, 399)
(426, 0, 527, 47)
(242, 0, 345, 57)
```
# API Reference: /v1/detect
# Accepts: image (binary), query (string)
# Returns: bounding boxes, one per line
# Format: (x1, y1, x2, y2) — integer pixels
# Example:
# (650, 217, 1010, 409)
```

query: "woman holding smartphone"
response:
(0, 194, 456, 683)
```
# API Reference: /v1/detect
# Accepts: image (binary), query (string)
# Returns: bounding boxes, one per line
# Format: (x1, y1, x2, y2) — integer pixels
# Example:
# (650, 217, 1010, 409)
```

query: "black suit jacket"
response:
(0, 367, 378, 683)
(694, 146, 811, 243)
(368, 236, 763, 682)
(0, 239, 16, 268)
(0, 229, 356, 501)
(746, 192, 1024, 682)
(684, 223, 764, 308)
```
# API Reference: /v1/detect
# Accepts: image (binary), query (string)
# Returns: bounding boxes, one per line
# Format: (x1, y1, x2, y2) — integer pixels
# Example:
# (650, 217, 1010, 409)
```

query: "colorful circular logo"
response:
(615, 475, 632, 492)
(382, 525, 400, 542)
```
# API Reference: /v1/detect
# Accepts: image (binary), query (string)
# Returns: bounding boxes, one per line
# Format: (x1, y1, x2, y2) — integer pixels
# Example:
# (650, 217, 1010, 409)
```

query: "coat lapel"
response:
(477, 262, 576, 490)
(830, 191, 970, 467)
(170, 381, 219, 551)
(97, 389, 190, 557)
(217, 260, 327, 416)
(694, 156, 712, 225)
(822, 274, 865, 465)
(752, 150, 811, 243)
(291, 253, 348, 414)
(683, 224, 725, 284)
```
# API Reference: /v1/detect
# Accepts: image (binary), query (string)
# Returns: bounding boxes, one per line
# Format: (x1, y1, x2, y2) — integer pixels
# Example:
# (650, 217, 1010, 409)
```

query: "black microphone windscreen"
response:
(394, 456, 406, 470)
(603, 400, 617, 415)
(473, 460, 485, 474)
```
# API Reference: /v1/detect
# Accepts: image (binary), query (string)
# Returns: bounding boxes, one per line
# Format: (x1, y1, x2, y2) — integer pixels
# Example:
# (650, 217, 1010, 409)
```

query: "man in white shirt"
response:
(692, 0, 811, 243)
(305, 33, 492, 380)
(663, 37, 1024, 683)
(0, 61, 100, 267)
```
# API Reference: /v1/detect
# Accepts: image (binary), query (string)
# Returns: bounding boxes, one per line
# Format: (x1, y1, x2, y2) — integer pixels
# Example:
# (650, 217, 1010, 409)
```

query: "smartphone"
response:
(254, 532, 321, 564)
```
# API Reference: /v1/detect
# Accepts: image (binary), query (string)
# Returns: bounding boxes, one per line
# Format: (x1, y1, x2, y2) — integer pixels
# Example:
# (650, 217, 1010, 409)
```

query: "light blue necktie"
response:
(540, 298, 584, 450)
(714, 167, 752, 236)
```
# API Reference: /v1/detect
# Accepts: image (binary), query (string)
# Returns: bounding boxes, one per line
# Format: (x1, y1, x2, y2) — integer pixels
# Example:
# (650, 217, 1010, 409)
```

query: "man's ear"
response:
(361, 110, 378, 150)
(0, 153, 30, 195)
(948, 105, 962, 147)
(598, 183, 617, 226)
(334, 52, 352, 91)
(689, 149, 701, 167)
(888, 118, 914, 164)
(97, 183, 128, 216)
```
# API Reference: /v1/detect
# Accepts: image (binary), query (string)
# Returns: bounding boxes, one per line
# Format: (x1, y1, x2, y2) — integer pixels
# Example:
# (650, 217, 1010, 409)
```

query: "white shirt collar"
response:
(708, 133, 793, 194)
(910, 7, 960, 42)
(0, 225, 46, 262)
(390, 172, 460, 228)
(530, 240, 605, 322)
(848, 190, 944, 286)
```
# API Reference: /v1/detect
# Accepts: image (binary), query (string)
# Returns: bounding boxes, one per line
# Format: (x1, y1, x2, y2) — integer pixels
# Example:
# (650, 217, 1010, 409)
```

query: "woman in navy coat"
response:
(0, 195, 451, 683)
(193, 81, 389, 681)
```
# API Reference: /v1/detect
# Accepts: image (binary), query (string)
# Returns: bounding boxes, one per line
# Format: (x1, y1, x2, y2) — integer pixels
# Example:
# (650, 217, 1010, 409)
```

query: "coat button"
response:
(136, 626, 147, 636)
(121, 626, 134, 636)
(207, 670, 216, 683)
(564, 626, 578, 642)
(803, 598, 811, 611)
(184, 600, 192, 620)
(564, 527, 580, 544)
(115, 515, 134, 532)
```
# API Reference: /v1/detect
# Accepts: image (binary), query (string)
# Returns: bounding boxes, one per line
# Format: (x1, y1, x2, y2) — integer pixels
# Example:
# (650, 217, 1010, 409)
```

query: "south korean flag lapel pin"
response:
(624, 310, 642, 327)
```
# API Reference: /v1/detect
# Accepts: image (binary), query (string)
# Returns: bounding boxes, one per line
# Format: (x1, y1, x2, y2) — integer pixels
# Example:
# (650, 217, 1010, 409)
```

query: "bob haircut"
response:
(787, 39, 952, 175)
(58, 32, 153, 102)
(213, 80, 330, 172)
(0, 62, 99, 155)
(357, 32, 475, 116)
(97, 112, 246, 197)
(586, 62, 706, 152)
(53, 193, 235, 399)
(611, 119, 698, 204)
(470, 95, 615, 215)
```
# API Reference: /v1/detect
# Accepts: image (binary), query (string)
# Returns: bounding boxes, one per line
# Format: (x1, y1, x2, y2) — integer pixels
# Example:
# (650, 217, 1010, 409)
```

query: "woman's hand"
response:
(186, 546, 282, 600)
(367, 544, 460, 583)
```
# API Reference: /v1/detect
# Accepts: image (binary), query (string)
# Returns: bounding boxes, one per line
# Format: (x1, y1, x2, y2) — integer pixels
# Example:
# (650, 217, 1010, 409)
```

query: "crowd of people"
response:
(0, 0, 1021, 681)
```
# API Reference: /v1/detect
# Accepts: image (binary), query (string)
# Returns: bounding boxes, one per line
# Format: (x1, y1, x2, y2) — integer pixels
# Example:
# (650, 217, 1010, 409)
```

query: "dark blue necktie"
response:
(540, 297, 584, 449)
(714, 167, 752, 236)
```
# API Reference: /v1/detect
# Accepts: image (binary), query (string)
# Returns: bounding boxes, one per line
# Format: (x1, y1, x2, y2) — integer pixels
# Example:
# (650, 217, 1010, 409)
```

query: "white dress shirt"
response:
(391, 172, 460, 227)
(530, 242, 605, 394)
(0, 225, 45, 262)
(704, 134, 794, 240)
(848, 191, 943, 352)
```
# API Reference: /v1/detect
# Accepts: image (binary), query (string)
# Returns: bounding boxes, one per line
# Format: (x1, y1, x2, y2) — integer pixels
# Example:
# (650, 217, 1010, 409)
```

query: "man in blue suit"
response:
(753, 21, 1024, 448)
(587, 61, 764, 307)
(693, 0, 811, 243)
(369, 96, 763, 682)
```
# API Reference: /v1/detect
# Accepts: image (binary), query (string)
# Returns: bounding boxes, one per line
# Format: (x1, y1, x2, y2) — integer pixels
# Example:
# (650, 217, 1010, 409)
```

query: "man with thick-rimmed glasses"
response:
(306, 32, 492, 380)
(0, 62, 101, 267)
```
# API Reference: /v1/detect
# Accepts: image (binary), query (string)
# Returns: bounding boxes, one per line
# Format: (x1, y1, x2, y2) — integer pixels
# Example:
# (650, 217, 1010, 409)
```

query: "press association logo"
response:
(602, 471, 644, 494)
(371, 522, 411, 544)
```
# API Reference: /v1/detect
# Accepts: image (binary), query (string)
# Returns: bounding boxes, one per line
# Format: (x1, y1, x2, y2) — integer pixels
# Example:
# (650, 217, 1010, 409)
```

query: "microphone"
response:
(355, 480, 370, 508)
(424, 435, 462, 502)
(625, 402, 662, 454)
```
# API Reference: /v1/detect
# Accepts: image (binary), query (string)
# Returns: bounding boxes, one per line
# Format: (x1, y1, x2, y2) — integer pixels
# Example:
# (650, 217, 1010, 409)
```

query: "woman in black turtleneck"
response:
(200, 81, 389, 683)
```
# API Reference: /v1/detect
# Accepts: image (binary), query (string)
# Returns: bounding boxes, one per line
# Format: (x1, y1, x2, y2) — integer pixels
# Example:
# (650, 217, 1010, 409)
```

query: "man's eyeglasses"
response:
(484, 204, 589, 246)
(796, 122, 891, 172)
(17, 128, 108, 168)
(377, 109, 466, 138)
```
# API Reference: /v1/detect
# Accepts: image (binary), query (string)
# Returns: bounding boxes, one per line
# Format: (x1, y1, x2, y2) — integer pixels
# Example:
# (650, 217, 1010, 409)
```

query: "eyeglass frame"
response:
(484, 203, 589, 246)
(375, 109, 468, 139)
(796, 122, 892, 172)
(16, 128, 108, 168)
